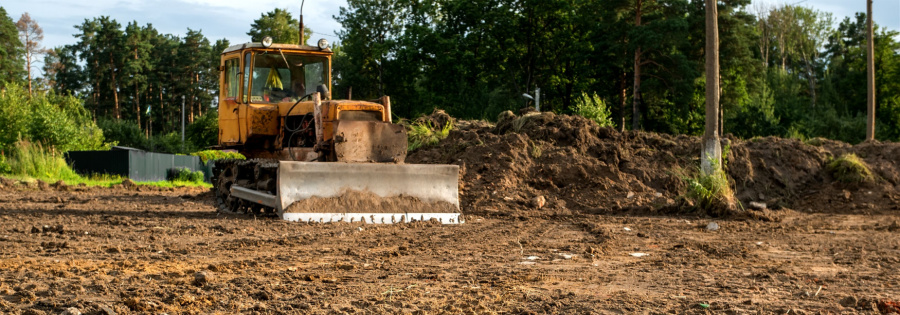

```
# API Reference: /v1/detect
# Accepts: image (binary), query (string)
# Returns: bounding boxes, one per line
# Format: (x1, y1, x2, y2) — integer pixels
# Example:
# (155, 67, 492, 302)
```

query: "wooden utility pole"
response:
(866, 0, 876, 141)
(632, 0, 643, 130)
(702, 0, 721, 176)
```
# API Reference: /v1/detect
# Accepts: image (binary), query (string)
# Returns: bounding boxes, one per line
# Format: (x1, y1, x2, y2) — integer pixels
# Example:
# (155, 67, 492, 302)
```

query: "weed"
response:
(510, 112, 540, 133)
(530, 140, 543, 158)
(827, 153, 874, 183)
(683, 159, 737, 215)
(406, 120, 452, 152)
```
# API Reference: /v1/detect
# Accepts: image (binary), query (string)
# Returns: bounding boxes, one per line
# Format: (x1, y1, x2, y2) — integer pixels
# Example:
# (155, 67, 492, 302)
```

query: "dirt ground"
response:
(0, 182, 898, 314)
(1, 112, 900, 314)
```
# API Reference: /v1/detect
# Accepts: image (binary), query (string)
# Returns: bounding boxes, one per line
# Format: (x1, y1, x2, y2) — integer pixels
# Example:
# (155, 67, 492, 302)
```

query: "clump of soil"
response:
(284, 190, 458, 214)
(407, 110, 900, 217)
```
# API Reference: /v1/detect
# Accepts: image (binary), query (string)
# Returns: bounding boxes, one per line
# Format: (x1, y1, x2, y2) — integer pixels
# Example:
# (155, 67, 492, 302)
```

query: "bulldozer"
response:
(211, 19, 460, 224)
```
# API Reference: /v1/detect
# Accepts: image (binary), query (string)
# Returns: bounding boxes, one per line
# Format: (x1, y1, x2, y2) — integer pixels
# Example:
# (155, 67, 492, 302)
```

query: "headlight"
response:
(317, 38, 328, 50)
(262, 36, 273, 48)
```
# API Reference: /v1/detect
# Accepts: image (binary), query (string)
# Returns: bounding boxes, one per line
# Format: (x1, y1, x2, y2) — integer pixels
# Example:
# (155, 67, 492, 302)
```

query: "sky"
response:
(2, 0, 899, 66)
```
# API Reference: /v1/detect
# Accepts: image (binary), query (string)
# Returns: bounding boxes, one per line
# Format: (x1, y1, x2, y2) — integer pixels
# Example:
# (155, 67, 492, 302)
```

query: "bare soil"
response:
(284, 190, 458, 214)
(0, 112, 899, 314)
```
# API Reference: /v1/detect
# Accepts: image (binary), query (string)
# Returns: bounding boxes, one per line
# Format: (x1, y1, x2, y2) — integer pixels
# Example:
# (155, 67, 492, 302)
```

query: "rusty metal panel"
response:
(248, 104, 279, 136)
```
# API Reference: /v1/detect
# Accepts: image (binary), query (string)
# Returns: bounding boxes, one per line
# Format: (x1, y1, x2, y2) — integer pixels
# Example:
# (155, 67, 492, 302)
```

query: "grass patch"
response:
(406, 120, 452, 152)
(827, 153, 874, 183)
(4, 140, 81, 182)
(0, 140, 210, 189)
(190, 150, 246, 163)
(683, 160, 737, 216)
(510, 112, 540, 133)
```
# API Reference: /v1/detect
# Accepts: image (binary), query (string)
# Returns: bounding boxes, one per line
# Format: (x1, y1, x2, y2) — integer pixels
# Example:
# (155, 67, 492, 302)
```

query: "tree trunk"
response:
(26, 56, 32, 95)
(135, 88, 142, 130)
(866, 0, 876, 141)
(632, 0, 643, 130)
(702, 0, 722, 176)
(110, 53, 120, 120)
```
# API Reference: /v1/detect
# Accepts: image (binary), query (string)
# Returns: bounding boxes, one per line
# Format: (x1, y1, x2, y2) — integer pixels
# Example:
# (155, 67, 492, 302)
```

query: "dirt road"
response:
(1, 184, 899, 314)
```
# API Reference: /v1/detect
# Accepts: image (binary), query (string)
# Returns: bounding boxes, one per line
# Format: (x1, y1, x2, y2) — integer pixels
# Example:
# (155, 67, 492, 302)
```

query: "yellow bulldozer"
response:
(211, 23, 460, 224)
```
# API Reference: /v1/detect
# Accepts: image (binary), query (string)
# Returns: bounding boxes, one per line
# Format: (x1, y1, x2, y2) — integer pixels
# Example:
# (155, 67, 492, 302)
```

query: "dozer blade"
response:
(276, 161, 461, 224)
(333, 120, 408, 163)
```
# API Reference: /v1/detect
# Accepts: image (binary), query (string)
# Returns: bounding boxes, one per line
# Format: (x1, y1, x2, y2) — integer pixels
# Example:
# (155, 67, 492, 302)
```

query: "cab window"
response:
(223, 58, 240, 100)
(243, 52, 251, 103)
(248, 52, 328, 104)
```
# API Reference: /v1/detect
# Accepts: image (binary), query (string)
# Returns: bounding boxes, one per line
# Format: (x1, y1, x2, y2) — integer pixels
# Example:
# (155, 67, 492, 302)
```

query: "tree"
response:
(866, 0, 875, 141)
(702, 0, 721, 176)
(247, 8, 312, 45)
(0, 7, 24, 88)
(16, 13, 45, 95)
(42, 45, 83, 95)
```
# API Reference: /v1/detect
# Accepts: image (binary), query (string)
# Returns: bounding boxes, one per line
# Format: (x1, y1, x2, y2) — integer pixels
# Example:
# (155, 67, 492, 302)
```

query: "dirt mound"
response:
(284, 190, 458, 214)
(408, 111, 900, 217)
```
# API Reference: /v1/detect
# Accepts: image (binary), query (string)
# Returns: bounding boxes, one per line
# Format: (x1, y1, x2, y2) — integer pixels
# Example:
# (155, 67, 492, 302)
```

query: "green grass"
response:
(0, 140, 211, 189)
(827, 153, 874, 183)
(683, 160, 737, 215)
(407, 120, 453, 151)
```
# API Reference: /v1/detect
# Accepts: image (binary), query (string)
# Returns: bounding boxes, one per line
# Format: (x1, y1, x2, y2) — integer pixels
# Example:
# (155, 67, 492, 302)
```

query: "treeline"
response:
(334, 0, 900, 143)
(44, 17, 228, 140)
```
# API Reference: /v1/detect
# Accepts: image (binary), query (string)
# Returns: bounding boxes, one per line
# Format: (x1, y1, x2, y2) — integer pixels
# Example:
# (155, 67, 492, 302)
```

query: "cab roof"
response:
(222, 42, 332, 54)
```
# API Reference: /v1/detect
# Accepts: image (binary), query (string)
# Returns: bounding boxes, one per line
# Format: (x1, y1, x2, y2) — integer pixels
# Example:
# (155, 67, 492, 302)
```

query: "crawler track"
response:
(211, 158, 279, 215)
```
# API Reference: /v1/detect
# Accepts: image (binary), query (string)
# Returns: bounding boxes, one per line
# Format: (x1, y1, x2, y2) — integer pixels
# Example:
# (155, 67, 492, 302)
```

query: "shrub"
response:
(150, 132, 197, 154)
(0, 83, 107, 152)
(0, 152, 11, 174)
(190, 150, 246, 163)
(187, 111, 219, 149)
(97, 119, 147, 150)
(169, 167, 205, 183)
(573, 92, 615, 128)
(827, 153, 874, 183)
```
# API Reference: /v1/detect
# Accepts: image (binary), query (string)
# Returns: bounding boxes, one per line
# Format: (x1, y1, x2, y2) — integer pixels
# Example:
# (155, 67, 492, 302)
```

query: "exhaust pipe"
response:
(298, 0, 305, 45)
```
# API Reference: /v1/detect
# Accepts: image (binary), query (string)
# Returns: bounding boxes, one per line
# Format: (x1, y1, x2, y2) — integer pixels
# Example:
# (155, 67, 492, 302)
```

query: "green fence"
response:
(65, 147, 212, 182)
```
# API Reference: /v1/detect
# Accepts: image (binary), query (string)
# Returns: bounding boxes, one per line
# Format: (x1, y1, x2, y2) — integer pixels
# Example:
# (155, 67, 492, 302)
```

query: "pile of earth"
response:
(406, 110, 900, 218)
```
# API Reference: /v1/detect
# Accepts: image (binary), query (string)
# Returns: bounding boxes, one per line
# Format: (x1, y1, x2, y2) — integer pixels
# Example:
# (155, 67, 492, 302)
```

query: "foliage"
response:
(0, 7, 24, 87)
(827, 153, 874, 183)
(406, 120, 452, 152)
(190, 150, 246, 163)
(150, 132, 197, 155)
(0, 152, 11, 174)
(0, 83, 107, 152)
(247, 8, 312, 45)
(97, 118, 147, 149)
(573, 92, 615, 128)
(186, 111, 218, 149)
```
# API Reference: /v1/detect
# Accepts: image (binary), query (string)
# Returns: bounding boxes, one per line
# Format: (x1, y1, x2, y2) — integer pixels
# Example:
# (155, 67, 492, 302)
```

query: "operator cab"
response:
(220, 39, 333, 106)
